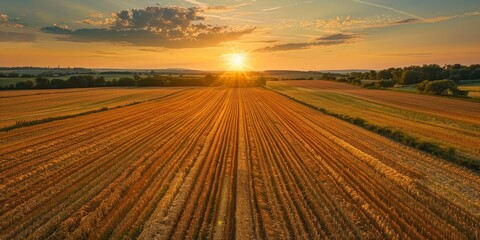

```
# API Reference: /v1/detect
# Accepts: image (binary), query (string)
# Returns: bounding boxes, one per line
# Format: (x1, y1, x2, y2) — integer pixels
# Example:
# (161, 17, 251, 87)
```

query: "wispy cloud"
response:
(139, 48, 166, 53)
(424, 11, 480, 23)
(243, 40, 279, 44)
(205, 3, 251, 13)
(351, 0, 424, 20)
(262, 1, 314, 12)
(382, 52, 431, 57)
(254, 33, 359, 52)
(301, 11, 480, 32)
(184, 0, 207, 7)
(202, 14, 263, 23)
(0, 31, 35, 42)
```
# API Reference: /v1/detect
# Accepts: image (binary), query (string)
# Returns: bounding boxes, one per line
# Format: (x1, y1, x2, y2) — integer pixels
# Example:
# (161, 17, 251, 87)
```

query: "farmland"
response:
(0, 74, 136, 87)
(1, 87, 479, 239)
(0, 87, 188, 127)
(268, 80, 480, 162)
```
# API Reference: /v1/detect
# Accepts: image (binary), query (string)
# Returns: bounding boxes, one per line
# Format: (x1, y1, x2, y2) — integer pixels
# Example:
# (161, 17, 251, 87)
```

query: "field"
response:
(0, 87, 188, 127)
(268, 80, 480, 161)
(0, 74, 136, 87)
(1, 87, 479, 239)
(459, 82, 480, 99)
(392, 81, 480, 100)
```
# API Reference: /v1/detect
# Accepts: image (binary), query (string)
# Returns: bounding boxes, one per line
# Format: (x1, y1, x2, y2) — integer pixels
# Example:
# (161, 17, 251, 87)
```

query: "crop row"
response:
(1, 87, 478, 239)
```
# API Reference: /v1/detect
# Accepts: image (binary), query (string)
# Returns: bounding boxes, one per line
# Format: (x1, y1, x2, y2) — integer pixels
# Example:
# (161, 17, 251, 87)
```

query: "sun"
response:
(224, 53, 247, 71)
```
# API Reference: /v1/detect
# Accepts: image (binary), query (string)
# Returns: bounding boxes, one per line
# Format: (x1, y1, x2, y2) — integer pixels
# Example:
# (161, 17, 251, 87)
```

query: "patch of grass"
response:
(271, 89, 480, 172)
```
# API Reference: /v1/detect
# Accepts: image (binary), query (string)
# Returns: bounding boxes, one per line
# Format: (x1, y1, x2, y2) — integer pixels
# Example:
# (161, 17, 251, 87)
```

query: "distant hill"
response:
(318, 69, 372, 74)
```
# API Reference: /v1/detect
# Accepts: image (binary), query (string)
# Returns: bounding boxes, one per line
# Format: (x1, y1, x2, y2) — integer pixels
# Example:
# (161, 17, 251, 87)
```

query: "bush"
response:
(350, 78, 361, 85)
(450, 88, 469, 97)
(362, 82, 376, 89)
(137, 76, 165, 87)
(375, 80, 395, 89)
(35, 77, 51, 89)
(116, 77, 136, 86)
(51, 79, 68, 88)
(401, 70, 423, 84)
(15, 80, 34, 89)
(416, 80, 430, 93)
(424, 80, 457, 95)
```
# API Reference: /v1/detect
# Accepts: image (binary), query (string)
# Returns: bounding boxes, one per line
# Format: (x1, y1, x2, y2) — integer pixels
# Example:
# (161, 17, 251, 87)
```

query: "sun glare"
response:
(224, 53, 247, 71)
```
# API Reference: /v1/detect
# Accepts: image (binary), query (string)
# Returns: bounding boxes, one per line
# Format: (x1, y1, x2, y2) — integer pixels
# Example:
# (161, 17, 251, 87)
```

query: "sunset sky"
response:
(1, 0, 479, 70)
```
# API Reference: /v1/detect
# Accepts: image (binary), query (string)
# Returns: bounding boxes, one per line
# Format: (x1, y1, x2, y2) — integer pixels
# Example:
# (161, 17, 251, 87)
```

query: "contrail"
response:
(184, 0, 207, 7)
(352, 0, 424, 20)
(202, 14, 263, 23)
(262, 1, 314, 12)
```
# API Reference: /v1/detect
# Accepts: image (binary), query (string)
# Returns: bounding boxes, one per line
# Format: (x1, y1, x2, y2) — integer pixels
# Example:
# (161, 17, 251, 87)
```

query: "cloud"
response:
(202, 14, 263, 23)
(41, 6, 254, 48)
(184, 0, 207, 7)
(390, 18, 420, 25)
(0, 14, 8, 22)
(205, 3, 251, 13)
(302, 11, 480, 32)
(351, 0, 424, 20)
(262, 0, 314, 12)
(243, 40, 279, 43)
(138, 48, 166, 53)
(382, 52, 431, 57)
(0, 31, 35, 42)
(0, 13, 24, 28)
(254, 33, 358, 52)
(316, 33, 358, 41)
(424, 11, 480, 23)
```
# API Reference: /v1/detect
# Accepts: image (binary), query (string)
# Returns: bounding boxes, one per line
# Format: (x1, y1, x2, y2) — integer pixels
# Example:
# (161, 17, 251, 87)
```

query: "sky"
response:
(0, 0, 479, 70)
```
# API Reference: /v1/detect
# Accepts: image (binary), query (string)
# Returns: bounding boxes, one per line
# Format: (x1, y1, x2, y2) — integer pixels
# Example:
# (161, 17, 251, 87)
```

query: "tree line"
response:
(349, 64, 480, 84)
(1, 74, 267, 90)
(332, 64, 479, 97)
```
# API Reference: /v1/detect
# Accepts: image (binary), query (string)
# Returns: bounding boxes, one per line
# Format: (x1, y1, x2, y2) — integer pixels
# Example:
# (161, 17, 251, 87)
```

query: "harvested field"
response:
(268, 80, 480, 160)
(1, 87, 479, 239)
(0, 87, 188, 127)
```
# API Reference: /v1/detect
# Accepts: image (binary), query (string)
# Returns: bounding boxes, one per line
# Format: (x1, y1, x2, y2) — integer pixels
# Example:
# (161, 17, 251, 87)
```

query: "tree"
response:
(116, 77, 136, 86)
(94, 76, 106, 87)
(416, 80, 430, 93)
(424, 80, 457, 95)
(421, 64, 443, 80)
(400, 70, 423, 84)
(133, 74, 141, 81)
(448, 74, 462, 83)
(377, 70, 393, 80)
(469, 68, 480, 80)
(204, 74, 218, 86)
(258, 75, 266, 87)
(375, 80, 395, 89)
(68, 75, 94, 88)
(35, 77, 51, 89)
(15, 80, 34, 89)
(51, 79, 67, 88)
(369, 70, 377, 80)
